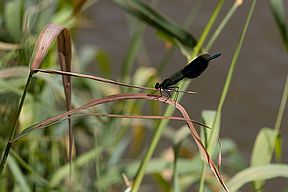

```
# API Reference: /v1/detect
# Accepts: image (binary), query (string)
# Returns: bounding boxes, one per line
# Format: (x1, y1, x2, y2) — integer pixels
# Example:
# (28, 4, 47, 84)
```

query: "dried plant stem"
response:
(34, 68, 196, 94)
(34, 68, 155, 91)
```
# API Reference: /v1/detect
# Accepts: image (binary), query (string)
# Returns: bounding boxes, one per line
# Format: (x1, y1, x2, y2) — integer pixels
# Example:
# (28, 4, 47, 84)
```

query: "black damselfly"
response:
(155, 53, 221, 97)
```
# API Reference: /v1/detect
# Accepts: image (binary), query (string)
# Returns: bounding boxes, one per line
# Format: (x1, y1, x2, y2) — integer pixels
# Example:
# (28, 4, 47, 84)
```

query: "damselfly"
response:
(155, 53, 221, 97)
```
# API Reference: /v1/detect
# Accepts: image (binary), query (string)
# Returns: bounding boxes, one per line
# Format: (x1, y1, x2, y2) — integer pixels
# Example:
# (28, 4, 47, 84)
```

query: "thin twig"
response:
(33, 69, 197, 94)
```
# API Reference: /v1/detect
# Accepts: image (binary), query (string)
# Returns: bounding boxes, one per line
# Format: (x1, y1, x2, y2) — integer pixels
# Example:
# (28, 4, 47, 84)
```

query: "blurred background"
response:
(0, 0, 287, 191)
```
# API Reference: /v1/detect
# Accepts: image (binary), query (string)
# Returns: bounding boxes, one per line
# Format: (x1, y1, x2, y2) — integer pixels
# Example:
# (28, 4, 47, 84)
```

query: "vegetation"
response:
(0, 0, 287, 191)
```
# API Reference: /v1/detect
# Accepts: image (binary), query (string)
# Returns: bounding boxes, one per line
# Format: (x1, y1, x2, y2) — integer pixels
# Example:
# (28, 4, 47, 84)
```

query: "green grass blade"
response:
(120, 24, 145, 83)
(269, 0, 288, 50)
(50, 146, 104, 186)
(7, 156, 31, 192)
(10, 150, 48, 186)
(250, 128, 278, 166)
(192, 0, 225, 57)
(274, 75, 288, 132)
(206, 0, 242, 50)
(222, 164, 288, 192)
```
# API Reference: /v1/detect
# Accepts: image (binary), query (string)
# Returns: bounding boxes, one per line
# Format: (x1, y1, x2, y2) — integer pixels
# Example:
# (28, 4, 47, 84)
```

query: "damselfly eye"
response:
(155, 83, 160, 89)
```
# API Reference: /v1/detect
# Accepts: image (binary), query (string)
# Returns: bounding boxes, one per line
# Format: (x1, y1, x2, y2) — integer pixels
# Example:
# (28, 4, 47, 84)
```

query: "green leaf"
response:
(250, 127, 278, 190)
(222, 164, 288, 192)
(113, 0, 197, 48)
(251, 128, 278, 166)
(201, 110, 220, 157)
(269, 0, 288, 50)
(275, 134, 282, 162)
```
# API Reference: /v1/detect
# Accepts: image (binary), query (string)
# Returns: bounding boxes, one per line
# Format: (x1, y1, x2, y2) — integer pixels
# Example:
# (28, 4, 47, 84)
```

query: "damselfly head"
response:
(155, 82, 160, 89)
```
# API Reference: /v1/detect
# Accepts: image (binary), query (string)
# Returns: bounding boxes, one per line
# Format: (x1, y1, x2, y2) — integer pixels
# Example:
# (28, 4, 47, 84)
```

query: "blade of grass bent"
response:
(57, 26, 73, 164)
(0, 23, 74, 175)
(29, 23, 73, 165)
(13, 113, 209, 141)
(11, 92, 227, 191)
(13, 93, 207, 141)
(30, 24, 64, 71)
